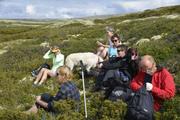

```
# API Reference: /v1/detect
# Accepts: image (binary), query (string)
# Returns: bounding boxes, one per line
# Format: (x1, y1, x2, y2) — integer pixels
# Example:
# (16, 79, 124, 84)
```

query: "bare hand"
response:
(96, 41, 103, 46)
(36, 96, 41, 102)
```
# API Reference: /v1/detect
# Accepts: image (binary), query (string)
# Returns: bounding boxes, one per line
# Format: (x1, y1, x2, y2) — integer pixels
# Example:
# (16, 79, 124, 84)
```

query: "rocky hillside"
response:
(0, 5, 179, 120)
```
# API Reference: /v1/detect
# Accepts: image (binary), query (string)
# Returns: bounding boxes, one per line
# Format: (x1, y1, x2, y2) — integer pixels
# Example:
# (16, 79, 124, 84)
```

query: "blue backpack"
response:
(125, 74, 154, 120)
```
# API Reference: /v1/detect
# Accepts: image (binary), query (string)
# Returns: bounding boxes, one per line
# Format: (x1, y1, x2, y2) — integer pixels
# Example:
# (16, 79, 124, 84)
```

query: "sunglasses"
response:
(132, 52, 137, 56)
(117, 49, 124, 52)
(112, 39, 119, 43)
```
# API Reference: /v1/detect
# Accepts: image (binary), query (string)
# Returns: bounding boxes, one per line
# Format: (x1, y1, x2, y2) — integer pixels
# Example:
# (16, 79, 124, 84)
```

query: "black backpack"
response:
(41, 93, 54, 102)
(108, 86, 134, 103)
(31, 63, 50, 77)
(125, 74, 154, 120)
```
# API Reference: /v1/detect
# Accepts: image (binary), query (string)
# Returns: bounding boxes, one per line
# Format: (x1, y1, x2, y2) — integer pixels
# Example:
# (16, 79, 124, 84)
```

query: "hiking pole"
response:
(80, 60, 88, 118)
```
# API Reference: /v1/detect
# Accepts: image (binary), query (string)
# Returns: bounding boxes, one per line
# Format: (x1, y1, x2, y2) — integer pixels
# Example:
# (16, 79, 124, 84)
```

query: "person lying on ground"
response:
(26, 66, 80, 114)
(33, 46, 64, 86)
(130, 55, 175, 111)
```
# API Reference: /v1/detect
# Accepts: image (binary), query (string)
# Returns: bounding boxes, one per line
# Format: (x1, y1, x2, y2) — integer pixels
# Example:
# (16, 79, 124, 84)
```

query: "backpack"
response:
(31, 63, 50, 77)
(41, 93, 54, 102)
(108, 86, 134, 103)
(125, 74, 154, 120)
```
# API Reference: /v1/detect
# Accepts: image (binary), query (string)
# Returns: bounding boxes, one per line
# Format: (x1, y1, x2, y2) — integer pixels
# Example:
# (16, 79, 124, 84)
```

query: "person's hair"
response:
(58, 66, 73, 80)
(139, 55, 156, 70)
(111, 33, 120, 41)
(51, 45, 61, 53)
(117, 44, 128, 52)
(52, 45, 59, 50)
(127, 48, 138, 57)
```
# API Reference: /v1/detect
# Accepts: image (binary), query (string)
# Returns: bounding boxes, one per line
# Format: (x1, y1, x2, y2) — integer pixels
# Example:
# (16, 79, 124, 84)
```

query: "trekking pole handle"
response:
(80, 60, 85, 71)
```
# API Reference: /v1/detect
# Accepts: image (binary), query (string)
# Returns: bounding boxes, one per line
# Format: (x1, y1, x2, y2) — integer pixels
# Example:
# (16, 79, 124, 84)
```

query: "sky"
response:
(0, 0, 179, 19)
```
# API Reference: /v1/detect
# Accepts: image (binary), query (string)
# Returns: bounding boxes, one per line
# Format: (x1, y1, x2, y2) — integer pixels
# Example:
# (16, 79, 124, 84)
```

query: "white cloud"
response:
(61, 14, 72, 19)
(26, 4, 35, 15)
(54, 6, 115, 19)
(45, 10, 72, 19)
(1, 0, 179, 19)
(120, 1, 149, 11)
(116, 0, 180, 12)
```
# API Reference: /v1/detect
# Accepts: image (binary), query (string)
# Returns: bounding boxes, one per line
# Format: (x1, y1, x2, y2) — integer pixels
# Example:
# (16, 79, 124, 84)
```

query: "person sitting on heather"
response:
(96, 26, 115, 59)
(108, 33, 122, 58)
(97, 33, 122, 60)
(26, 66, 80, 114)
(130, 55, 175, 111)
(95, 45, 138, 91)
(34, 46, 64, 86)
(102, 45, 130, 83)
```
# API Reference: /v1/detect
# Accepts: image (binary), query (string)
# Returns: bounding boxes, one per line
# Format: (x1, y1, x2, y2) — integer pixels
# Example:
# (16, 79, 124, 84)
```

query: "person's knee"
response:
(41, 68, 47, 72)
(43, 69, 50, 74)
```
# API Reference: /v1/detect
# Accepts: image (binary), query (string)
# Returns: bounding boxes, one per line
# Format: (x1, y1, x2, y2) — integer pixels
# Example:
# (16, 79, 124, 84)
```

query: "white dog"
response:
(65, 52, 103, 72)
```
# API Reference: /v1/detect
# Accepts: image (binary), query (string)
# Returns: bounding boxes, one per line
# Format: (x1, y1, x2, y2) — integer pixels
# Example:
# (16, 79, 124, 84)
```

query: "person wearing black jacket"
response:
(94, 45, 139, 99)
(102, 47, 139, 77)
(105, 47, 139, 100)
(95, 45, 130, 90)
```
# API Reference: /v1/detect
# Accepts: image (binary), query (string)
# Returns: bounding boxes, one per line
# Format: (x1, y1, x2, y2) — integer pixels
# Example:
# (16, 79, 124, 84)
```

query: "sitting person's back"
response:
(53, 80, 80, 101)
(26, 66, 80, 114)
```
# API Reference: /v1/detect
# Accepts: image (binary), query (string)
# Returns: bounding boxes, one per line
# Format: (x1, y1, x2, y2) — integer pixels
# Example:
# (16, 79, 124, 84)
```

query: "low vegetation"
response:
(0, 5, 179, 119)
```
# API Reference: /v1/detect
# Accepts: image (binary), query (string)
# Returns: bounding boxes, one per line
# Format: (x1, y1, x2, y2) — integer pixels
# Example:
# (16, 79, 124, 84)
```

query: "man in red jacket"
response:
(130, 55, 175, 111)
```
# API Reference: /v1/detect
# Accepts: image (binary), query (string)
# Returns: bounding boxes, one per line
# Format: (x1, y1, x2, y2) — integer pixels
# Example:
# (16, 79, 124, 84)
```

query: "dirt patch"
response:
(0, 49, 8, 55)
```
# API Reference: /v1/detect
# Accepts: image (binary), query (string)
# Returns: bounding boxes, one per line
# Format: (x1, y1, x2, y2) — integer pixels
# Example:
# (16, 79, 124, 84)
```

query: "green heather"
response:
(0, 5, 179, 120)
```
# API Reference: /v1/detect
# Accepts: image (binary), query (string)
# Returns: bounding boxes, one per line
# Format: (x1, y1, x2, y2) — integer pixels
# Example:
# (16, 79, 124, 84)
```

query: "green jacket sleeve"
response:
(43, 50, 54, 59)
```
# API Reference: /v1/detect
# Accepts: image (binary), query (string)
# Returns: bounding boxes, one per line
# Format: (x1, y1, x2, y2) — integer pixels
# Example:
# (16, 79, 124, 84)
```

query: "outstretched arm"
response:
(102, 59, 127, 70)
(97, 41, 110, 48)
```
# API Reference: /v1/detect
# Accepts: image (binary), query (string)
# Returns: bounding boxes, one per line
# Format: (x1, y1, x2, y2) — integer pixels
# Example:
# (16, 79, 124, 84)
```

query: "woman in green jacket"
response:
(34, 46, 64, 86)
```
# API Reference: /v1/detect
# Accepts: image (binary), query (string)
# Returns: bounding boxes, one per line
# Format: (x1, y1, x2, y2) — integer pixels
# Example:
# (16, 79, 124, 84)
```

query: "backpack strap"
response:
(123, 70, 132, 80)
(144, 73, 152, 84)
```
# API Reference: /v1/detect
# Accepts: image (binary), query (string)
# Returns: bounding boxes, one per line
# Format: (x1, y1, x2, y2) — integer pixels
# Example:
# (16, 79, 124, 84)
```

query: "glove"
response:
(146, 83, 153, 91)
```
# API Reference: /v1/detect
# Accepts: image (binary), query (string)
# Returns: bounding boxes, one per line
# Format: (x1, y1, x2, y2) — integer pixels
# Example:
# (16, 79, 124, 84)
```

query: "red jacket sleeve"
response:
(130, 72, 144, 91)
(152, 69, 175, 100)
